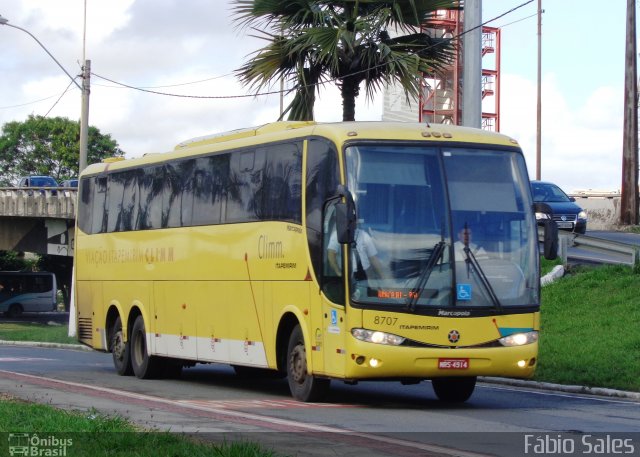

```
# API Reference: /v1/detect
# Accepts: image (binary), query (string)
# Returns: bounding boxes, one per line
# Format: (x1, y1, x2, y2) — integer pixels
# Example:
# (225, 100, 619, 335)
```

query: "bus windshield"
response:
(343, 144, 538, 310)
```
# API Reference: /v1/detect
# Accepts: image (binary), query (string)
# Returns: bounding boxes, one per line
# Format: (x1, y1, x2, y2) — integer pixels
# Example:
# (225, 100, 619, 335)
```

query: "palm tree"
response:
(233, 0, 459, 121)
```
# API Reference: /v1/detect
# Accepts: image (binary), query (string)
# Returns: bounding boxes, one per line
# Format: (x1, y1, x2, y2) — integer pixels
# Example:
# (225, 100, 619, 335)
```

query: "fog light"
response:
(369, 358, 380, 368)
(517, 360, 527, 368)
(355, 356, 365, 365)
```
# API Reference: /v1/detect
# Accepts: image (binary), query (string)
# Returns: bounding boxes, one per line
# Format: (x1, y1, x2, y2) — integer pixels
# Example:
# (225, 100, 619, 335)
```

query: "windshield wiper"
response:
(462, 240, 503, 312)
(406, 241, 446, 312)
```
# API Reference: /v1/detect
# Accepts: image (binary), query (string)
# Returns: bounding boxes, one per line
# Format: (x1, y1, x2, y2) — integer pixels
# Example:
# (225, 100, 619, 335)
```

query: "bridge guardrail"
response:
(0, 187, 77, 219)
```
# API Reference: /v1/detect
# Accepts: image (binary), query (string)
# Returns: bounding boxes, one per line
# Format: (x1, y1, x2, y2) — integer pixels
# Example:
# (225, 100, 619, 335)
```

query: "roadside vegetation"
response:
(536, 263, 640, 391)
(0, 395, 285, 456)
(0, 321, 76, 345)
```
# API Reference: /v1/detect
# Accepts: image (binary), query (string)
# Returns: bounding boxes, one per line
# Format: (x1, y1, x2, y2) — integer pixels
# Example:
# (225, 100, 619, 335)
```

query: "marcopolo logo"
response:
(8, 433, 73, 456)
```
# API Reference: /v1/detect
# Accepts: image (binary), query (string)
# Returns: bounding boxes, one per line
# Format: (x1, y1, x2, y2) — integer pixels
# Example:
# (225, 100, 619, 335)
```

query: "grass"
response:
(540, 256, 563, 276)
(536, 264, 640, 391)
(0, 322, 77, 344)
(0, 395, 285, 456)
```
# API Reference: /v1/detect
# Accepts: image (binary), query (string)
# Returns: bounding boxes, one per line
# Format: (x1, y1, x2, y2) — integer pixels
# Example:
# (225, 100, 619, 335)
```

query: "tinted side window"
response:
(119, 170, 140, 232)
(163, 161, 193, 228)
(260, 143, 302, 223)
(94, 177, 108, 234)
(78, 177, 94, 234)
(136, 166, 164, 230)
(305, 138, 340, 280)
(106, 173, 126, 232)
(191, 155, 229, 226)
(226, 149, 265, 223)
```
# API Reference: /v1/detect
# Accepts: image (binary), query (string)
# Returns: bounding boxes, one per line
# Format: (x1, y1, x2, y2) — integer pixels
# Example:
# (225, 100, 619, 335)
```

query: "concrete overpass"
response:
(0, 187, 76, 257)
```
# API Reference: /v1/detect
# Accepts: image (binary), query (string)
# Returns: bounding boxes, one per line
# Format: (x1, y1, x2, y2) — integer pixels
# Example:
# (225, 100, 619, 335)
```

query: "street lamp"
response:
(0, 14, 90, 173)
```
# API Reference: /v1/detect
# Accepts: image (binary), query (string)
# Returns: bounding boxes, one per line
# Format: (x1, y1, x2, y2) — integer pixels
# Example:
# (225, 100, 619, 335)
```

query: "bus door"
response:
(318, 201, 348, 377)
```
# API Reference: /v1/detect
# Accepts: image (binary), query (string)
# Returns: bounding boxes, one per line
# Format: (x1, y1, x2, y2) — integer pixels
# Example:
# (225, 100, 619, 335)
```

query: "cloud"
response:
(500, 73, 623, 192)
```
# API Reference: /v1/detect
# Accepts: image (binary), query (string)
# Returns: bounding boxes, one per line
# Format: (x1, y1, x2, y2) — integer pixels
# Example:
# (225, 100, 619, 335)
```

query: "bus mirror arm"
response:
(335, 185, 356, 245)
(534, 202, 558, 260)
(542, 219, 558, 260)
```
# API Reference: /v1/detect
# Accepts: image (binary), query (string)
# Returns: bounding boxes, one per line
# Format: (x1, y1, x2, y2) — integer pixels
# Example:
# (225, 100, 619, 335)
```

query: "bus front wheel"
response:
(431, 376, 477, 403)
(130, 315, 160, 379)
(111, 316, 132, 376)
(286, 325, 329, 402)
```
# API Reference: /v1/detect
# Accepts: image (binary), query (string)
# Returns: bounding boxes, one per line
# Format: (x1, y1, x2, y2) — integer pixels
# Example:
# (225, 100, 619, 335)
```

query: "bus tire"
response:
(111, 316, 133, 376)
(286, 325, 330, 402)
(431, 376, 477, 403)
(6, 304, 23, 318)
(130, 315, 160, 379)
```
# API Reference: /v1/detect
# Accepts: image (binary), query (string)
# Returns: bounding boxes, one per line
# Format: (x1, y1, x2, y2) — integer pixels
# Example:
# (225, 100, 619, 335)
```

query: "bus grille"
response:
(77, 317, 93, 342)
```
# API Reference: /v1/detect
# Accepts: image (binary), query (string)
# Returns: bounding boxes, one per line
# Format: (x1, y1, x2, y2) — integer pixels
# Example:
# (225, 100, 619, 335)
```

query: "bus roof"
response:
(80, 121, 520, 177)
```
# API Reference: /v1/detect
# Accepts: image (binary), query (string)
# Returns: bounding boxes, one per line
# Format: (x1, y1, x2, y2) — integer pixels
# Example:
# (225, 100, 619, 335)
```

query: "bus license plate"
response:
(438, 358, 469, 370)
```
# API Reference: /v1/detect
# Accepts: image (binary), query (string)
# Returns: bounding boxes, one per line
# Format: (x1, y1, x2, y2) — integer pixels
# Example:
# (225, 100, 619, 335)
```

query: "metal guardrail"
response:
(0, 187, 77, 219)
(559, 232, 639, 266)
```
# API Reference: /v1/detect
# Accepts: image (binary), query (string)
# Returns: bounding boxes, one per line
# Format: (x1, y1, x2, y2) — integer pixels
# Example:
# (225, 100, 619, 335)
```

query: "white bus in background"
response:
(0, 271, 58, 317)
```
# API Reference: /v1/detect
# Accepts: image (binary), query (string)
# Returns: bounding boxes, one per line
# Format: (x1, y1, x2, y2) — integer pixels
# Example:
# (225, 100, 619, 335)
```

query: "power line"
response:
(4, 1, 535, 106)
(41, 78, 79, 118)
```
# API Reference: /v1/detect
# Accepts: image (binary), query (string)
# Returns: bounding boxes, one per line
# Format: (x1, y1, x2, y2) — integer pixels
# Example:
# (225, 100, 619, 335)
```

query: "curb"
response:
(2, 340, 638, 401)
(481, 377, 640, 401)
(0, 340, 93, 351)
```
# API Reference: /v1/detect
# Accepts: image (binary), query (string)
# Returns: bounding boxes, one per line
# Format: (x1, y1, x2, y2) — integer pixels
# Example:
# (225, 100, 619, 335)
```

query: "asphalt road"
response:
(0, 345, 638, 457)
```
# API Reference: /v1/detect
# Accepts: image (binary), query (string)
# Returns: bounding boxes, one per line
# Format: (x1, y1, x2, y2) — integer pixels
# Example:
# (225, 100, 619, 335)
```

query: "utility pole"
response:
(621, 0, 638, 225)
(536, 0, 542, 180)
(462, 0, 482, 128)
(79, 60, 90, 173)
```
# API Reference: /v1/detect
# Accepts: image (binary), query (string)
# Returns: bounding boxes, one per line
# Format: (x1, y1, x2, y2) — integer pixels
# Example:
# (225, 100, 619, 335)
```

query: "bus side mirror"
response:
(335, 202, 356, 244)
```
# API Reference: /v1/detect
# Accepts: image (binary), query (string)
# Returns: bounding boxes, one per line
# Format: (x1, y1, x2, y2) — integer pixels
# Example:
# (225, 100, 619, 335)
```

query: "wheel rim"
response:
(113, 332, 125, 362)
(289, 343, 307, 385)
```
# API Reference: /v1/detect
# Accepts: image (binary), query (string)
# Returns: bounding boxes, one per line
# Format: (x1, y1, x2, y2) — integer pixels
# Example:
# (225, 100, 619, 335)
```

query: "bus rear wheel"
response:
(130, 315, 160, 379)
(286, 325, 329, 402)
(111, 316, 132, 376)
(431, 376, 477, 403)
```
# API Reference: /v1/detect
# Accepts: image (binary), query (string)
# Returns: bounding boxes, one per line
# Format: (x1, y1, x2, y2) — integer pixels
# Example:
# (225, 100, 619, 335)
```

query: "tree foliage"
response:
(0, 115, 124, 186)
(233, 0, 459, 121)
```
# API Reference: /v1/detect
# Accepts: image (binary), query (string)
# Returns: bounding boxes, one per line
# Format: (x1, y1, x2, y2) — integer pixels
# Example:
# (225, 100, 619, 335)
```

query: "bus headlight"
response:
(351, 328, 405, 346)
(499, 331, 538, 347)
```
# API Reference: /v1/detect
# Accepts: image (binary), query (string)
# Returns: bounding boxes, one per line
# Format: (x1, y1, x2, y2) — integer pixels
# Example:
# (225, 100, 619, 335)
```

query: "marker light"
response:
(351, 328, 405, 346)
(499, 331, 539, 347)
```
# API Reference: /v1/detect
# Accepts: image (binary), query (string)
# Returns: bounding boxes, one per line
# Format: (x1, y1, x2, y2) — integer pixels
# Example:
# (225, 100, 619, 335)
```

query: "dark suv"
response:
(531, 180, 587, 234)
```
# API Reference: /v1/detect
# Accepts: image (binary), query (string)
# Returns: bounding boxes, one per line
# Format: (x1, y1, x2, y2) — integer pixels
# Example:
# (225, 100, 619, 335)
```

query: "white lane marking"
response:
(0, 357, 55, 362)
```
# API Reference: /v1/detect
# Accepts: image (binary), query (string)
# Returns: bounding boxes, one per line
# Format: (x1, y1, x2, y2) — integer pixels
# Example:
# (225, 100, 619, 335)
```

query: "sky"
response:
(0, 0, 637, 192)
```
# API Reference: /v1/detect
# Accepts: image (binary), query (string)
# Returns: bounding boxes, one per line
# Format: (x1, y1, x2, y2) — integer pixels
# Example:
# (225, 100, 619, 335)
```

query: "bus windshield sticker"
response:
(456, 284, 472, 301)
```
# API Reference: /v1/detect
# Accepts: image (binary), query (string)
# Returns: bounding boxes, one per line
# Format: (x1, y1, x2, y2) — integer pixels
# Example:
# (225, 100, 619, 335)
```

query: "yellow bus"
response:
(74, 121, 557, 402)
